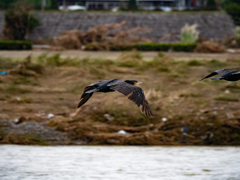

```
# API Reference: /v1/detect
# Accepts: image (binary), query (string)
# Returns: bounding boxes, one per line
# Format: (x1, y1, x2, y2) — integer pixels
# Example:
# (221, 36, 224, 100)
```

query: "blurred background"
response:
(0, 0, 240, 179)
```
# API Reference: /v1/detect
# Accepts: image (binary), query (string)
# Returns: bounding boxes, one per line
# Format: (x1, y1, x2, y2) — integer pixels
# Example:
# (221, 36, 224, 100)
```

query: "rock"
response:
(118, 130, 127, 134)
(104, 114, 114, 121)
(47, 113, 54, 119)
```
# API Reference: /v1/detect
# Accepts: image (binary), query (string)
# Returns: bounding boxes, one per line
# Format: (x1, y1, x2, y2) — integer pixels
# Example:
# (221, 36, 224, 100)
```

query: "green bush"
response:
(236, 37, 240, 45)
(85, 43, 98, 51)
(135, 43, 171, 51)
(110, 44, 133, 51)
(172, 43, 198, 52)
(224, 4, 240, 25)
(0, 41, 32, 50)
(128, 0, 138, 11)
(0, 0, 17, 9)
(85, 43, 198, 52)
(206, 0, 217, 10)
(3, 1, 40, 40)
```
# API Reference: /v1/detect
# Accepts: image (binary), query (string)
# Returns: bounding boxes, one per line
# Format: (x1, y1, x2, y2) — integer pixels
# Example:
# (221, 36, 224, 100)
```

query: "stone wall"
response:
(0, 12, 5, 35)
(0, 12, 236, 42)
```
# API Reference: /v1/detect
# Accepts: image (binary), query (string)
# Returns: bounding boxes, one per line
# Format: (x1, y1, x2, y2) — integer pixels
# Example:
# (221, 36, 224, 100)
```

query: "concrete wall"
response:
(0, 12, 236, 42)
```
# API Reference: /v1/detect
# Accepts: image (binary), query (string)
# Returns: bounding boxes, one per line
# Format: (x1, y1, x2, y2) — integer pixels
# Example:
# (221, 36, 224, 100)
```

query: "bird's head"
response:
(124, 80, 142, 86)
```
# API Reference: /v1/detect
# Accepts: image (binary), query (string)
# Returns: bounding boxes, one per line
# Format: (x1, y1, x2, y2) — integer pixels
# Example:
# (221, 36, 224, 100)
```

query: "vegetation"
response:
(128, 0, 138, 11)
(0, 40, 32, 50)
(0, 0, 59, 10)
(49, 0, 58, 10)
(85, 43, 198, 52)
(206, 0, 217, 10)
(134, 43, 171, 51)
(180, 24, 199, 44)
(172, 43, 198, 52)
(1, 52, 240, 145)
(3, 0, 40, 40)
(0, 0, 17, 9)
(223, 0, 240, 25)
(237, 27, 240, 37)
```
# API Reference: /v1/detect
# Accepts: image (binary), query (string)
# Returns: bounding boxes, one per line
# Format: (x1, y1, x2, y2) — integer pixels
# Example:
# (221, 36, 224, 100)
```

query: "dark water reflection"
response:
(0, 145, 240, 180)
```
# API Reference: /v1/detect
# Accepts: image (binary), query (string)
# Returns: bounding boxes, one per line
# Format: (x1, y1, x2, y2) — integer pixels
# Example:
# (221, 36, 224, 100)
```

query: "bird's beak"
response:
(136, 82, 142, 85)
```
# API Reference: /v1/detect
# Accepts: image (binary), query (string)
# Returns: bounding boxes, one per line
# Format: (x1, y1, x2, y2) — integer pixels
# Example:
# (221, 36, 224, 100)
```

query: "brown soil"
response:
(0, 50, 240, 61)
(0, 51, 240, 145)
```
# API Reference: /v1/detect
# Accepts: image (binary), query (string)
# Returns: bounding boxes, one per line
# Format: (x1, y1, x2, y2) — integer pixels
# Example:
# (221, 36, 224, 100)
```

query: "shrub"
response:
(3, 0, 40, 40)
(85, 43, 198, 52)
(224, 4, 240, 25)
(0, 40, 32, 50)
(187, 60, 203, 66)
(206, 0, 217, 10)
(0, 0, 17, 9)
(180, 24, 199, 44)
(172, 43, 198, 52)
(135, 43, 171, 51)
(128, 0, 138, 11)
(236, 37, 240, 45)
(237, 26, 240, 37)
(85, 43, 98, 51)
(110, 44, 133, 51)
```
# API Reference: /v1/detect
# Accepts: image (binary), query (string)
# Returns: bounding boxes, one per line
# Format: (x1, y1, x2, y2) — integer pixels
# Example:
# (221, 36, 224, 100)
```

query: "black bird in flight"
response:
(200, 69, 240, 81)
(77, 79, 153, 117)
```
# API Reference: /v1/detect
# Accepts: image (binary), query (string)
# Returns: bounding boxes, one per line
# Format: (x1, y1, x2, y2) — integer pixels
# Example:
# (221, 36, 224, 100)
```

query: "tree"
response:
(222, 0, 240, 25)
(0, 0, 18, 9)
(3, 0, 40, 40)
(128, 0, 138, 11)
(50, 0, 58, 10)
(222, 0, 240, 8)
(78, 1, 83, 6)
(206, 0, 217, 10)
(224, 4, 240, 25)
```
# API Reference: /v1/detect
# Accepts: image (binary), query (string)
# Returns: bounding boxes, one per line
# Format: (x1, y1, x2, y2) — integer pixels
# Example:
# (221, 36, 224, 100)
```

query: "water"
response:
(0, 145, 240, 180)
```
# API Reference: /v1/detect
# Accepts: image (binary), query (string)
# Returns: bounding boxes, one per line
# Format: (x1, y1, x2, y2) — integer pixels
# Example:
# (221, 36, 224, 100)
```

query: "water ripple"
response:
(0, 145, 240, 180)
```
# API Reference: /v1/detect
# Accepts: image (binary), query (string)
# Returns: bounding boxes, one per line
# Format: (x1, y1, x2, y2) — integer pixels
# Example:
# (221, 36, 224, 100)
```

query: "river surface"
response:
(0, 145, 239, 180)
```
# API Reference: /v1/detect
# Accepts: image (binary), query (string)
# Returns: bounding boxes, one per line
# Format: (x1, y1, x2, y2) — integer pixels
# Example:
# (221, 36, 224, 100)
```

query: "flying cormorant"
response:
(77, 79, 153, 117)
(200, 69, 240, 81)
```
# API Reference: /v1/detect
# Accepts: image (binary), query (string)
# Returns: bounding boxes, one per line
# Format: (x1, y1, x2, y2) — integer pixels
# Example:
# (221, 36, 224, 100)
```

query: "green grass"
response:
(206, 59, 227, 68)
(214, 94, 239, 102)
(0, 85, 32, 94)
(0, 57, 19, 69)
(187, 60, 203, 66)
(13, 77, 39, 86)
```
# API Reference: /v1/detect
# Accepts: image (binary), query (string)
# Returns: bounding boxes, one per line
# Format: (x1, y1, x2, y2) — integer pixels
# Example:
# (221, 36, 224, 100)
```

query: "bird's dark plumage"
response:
(77, 79, 153, 117)
(200, 69, 240, 81)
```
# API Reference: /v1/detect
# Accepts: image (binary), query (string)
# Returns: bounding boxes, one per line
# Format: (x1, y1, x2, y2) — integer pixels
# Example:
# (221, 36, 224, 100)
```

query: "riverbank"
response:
(0, 51, 240, 145)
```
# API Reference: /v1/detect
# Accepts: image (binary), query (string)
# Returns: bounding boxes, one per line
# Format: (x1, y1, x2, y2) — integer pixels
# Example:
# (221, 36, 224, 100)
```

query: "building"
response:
(85, 0, 175, 10)
(57, 0, 206, 11)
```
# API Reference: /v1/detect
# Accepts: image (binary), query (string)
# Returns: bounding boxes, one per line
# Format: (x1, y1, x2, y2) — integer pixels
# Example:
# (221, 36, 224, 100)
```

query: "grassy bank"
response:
(0, 51, 240, 145)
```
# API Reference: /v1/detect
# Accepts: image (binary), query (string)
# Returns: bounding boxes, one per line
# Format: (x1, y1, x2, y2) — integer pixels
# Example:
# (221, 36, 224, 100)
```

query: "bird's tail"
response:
(200, 72, 218, 81)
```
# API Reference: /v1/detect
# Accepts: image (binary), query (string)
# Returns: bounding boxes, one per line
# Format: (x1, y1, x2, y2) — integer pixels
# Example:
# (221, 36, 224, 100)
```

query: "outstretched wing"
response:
(200, 69, 235, 81)
(216, 69, 235, 75)
(77, 80, 109, 108)
(110, 82, 153, 117)
(228, 71, 240, 76)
